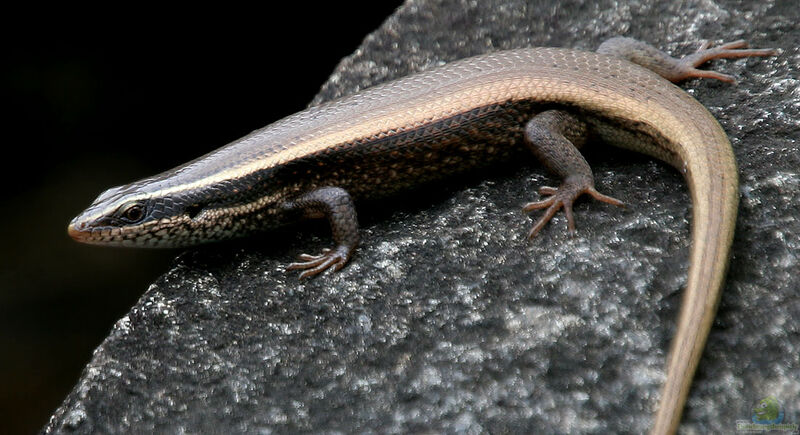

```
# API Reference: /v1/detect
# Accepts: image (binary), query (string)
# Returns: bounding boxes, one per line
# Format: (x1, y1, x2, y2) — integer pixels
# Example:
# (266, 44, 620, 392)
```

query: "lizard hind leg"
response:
(597, 36, 777, 83)
(523, 110, 624, 238)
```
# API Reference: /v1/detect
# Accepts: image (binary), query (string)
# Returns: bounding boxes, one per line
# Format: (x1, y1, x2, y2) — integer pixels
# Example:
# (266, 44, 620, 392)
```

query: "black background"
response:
(0, 4, 402, 433)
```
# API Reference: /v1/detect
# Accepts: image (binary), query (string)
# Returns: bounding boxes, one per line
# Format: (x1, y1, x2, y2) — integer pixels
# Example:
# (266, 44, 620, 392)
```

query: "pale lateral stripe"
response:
(85, 68, 700, 222)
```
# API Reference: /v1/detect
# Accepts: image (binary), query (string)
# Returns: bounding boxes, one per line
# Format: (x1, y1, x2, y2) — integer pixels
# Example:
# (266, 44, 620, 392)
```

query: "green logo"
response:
(736, 396, 798, 433)
(752, 396, 783, 424)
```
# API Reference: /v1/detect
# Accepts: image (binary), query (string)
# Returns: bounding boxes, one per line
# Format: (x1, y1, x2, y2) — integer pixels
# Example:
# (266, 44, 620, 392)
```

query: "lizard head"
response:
(68, 181, 205, 248)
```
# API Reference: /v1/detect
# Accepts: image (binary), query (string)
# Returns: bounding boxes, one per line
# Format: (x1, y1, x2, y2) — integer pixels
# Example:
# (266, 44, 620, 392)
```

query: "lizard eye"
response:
(118, 201, 146, 223)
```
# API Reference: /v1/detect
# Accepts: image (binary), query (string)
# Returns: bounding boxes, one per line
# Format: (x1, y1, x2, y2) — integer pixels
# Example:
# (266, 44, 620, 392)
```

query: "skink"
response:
(68, 37, 775, 434)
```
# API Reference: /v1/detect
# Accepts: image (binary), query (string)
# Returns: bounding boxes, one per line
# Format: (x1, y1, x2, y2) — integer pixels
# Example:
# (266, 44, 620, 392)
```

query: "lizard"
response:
(68, 37, 775, 434)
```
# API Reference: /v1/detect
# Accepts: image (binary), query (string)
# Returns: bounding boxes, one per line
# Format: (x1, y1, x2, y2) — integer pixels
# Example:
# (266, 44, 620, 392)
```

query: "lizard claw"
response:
(675, 39, 777, 83)
(523, 177, 623, 238)
(287, 246, 351, 279)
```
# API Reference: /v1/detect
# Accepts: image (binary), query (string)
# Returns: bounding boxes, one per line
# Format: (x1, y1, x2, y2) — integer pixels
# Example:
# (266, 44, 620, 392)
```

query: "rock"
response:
(45, 0, 799, 433)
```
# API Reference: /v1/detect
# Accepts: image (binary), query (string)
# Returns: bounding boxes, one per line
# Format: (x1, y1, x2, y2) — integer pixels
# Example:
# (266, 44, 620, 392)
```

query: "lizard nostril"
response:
(68, 220, 87, 241)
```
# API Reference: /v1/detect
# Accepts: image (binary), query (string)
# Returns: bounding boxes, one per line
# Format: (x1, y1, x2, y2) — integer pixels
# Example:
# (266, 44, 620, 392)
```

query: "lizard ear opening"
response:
(185, 203, 204, 220)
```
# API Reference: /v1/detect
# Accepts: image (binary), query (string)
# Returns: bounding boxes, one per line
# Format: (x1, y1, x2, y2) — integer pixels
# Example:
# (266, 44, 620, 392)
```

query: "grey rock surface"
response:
(45, 0, 799, 433)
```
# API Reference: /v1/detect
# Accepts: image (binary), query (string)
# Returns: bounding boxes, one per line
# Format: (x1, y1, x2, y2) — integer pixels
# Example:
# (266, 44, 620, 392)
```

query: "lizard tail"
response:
(650, 130, 739, 435)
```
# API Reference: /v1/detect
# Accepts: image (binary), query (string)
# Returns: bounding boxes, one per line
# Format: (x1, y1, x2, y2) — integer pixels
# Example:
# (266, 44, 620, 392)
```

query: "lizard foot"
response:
(674, 39, 777, 83)
(287, 245, 352, 279)
(523, 177, 623, 238)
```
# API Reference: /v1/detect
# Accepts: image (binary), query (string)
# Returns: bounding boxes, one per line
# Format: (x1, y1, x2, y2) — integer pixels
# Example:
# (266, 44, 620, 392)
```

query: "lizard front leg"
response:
(283, 186, 359, 279)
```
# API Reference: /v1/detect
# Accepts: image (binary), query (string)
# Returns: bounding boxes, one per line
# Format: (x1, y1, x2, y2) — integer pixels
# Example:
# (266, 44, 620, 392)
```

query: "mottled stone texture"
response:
(45, 0, 799, 433)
